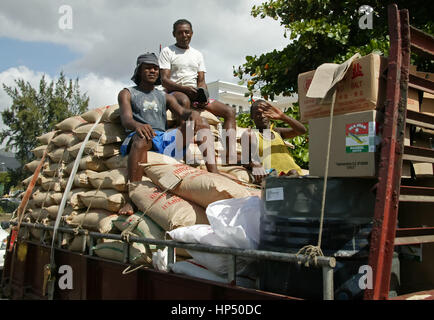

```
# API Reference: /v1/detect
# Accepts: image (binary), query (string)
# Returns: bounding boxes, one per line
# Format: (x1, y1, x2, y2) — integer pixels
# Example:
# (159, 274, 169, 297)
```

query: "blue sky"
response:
(0, 37, 80, 77)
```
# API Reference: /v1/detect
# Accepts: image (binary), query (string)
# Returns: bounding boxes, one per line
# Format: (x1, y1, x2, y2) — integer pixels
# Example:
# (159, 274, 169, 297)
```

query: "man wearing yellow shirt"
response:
(242, 99, 307, 183)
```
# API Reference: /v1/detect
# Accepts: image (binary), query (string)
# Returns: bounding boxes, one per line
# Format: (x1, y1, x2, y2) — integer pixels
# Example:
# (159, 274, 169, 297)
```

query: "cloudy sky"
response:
(0, 0, 289, 131)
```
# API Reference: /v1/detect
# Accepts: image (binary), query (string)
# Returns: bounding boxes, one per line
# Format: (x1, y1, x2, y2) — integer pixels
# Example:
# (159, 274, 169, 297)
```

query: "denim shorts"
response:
(120, 129, 185, 160)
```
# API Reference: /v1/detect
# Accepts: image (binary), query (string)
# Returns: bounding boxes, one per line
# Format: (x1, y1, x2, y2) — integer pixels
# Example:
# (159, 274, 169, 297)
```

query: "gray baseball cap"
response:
(131, 52, 161, 85)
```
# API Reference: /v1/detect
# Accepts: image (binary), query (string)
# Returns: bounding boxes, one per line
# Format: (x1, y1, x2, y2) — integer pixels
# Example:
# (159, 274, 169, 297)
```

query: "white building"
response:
(207, 80, 297, 114)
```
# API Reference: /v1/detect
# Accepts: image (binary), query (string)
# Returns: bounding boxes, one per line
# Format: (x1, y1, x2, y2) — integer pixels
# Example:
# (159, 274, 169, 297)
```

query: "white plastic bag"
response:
(205, 196, 262, 249)
(152, 247, 169, 272)
(168, 225, 248, 274)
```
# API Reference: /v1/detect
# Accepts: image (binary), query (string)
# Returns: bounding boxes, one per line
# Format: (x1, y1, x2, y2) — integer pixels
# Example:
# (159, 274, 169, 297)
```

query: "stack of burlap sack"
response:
(19, 104, 259, 267)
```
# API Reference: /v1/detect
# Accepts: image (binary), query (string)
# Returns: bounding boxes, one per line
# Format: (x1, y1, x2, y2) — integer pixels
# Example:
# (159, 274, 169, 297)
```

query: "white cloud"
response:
(0, 0, 288, 82)
(0, 66, 128, 149)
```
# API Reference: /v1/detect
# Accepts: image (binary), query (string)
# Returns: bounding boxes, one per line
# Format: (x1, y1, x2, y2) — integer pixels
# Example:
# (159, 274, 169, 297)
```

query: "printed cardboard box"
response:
(298, 54, 387, 122)
(407, 88, 420, 112)
(309, 110, 382, 177)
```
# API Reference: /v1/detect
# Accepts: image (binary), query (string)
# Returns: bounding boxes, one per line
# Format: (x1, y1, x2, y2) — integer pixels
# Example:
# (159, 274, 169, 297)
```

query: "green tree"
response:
(234, 0, 433, 99)
(0, 72, 89, 186)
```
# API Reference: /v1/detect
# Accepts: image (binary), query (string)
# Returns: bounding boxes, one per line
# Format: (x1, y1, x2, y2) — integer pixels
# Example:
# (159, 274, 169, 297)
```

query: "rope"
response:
(296, 91, 337, 267)
(47, 115, 104, 299)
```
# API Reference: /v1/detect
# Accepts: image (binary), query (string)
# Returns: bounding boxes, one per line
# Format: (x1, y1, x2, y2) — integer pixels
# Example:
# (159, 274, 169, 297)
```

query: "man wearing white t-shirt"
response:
(159, 19, 237, 164)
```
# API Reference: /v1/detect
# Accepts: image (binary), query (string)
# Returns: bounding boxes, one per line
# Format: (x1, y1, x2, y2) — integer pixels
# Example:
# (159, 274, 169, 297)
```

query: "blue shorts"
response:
(120, 129, 185, 160)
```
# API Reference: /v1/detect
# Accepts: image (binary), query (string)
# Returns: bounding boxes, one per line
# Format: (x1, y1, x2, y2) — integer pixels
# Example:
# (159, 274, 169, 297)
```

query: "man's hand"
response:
(251, 162, 268, 184)
(135, 123, 155, 140)
(184, 87, 198, 101)
(258, 102, 284, 120)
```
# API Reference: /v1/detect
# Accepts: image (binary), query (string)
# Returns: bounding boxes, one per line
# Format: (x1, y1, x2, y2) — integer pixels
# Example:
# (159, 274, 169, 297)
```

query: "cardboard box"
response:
(309, 110, 382, 177)
(413, 162, 434, 177)
(421, 92, 434, 115)
(407, 88, 420, 112)
(298, 54, 387, 123)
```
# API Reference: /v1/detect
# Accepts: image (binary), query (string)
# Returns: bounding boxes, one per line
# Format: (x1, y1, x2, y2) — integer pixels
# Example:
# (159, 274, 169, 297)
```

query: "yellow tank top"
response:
(255, 125, 302, 175)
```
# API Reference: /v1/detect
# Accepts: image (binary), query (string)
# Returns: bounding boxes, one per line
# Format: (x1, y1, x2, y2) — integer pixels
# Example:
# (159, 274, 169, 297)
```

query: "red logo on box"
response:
(346, 122, 369, 135)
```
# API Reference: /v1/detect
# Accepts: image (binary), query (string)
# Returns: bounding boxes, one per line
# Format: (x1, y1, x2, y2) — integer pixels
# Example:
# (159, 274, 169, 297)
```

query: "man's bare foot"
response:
(119, 202, 135, 216)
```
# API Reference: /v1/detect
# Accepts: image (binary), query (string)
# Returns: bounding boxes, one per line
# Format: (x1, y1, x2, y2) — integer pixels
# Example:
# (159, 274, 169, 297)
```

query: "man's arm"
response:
(260, 102, 307, 139)
(118, 89, 155, 140)
(165, 93, 207, 130)
(197, 71, 207, 89)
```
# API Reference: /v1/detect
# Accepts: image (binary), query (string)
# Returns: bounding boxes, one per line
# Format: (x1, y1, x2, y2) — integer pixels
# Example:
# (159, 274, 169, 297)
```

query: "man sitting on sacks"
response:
(118, 52, 220, 215)
(241, 99, 307, 184)
(159, 19, 237, 164)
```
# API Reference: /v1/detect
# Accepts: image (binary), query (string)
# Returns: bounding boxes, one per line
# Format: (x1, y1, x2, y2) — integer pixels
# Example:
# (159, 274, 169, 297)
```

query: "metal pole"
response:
(167, 246, 175, 265)
(322, 266, 334, 300)
(227, 255, 237, 283)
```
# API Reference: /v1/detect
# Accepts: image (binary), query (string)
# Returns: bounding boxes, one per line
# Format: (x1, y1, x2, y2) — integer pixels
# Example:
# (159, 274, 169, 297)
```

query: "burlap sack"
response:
(65, 209, 118, 233)
(80, 106, 108, 123)
(64, 155, 108, 174)
(28, 218, 51, 241)
(31, 189, 57, 207)
(88, 168, 128, 192)
(27, 207, 49, 221)
(113, 213, 165, 249)
(68, 140, 120, 158)
(128, 180, 209, 231)
(93, 240, 152, 265)
(22, 174, 40, 187)
(69, 188, 88, 209)
(24, 159, 46, 173)
(55, 116, 87, 131)
(59, 170, 96, 189)
(142, 163, 251, 208)
(38, 175, 63, 192)
(31, 145, 48, 158)
(68, 234, 93, 252)
(104, 151, 180, 170)
(197, 164, 253, 184)
(74, 123, 126, 145)
(22, 174, 32, 186)
(42, 162, 66, 177)
(52, 132, 80, 147)
(43, 205, 76, 220)
(78, 189, 128, 212)
(101, 104, 121, 123)
(199, 110, 220, 125)
(37, 131, 57, 145)
(47, 147, 70, 163)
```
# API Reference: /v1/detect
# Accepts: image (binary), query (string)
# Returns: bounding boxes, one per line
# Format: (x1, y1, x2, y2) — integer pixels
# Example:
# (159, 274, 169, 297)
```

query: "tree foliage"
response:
(0, 72, 89, 186)
(234, 0, 434, 100)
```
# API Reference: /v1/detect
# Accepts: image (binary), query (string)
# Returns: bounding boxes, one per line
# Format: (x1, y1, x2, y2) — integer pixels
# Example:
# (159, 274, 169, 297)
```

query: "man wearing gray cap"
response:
(118, 52, 219, 215)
